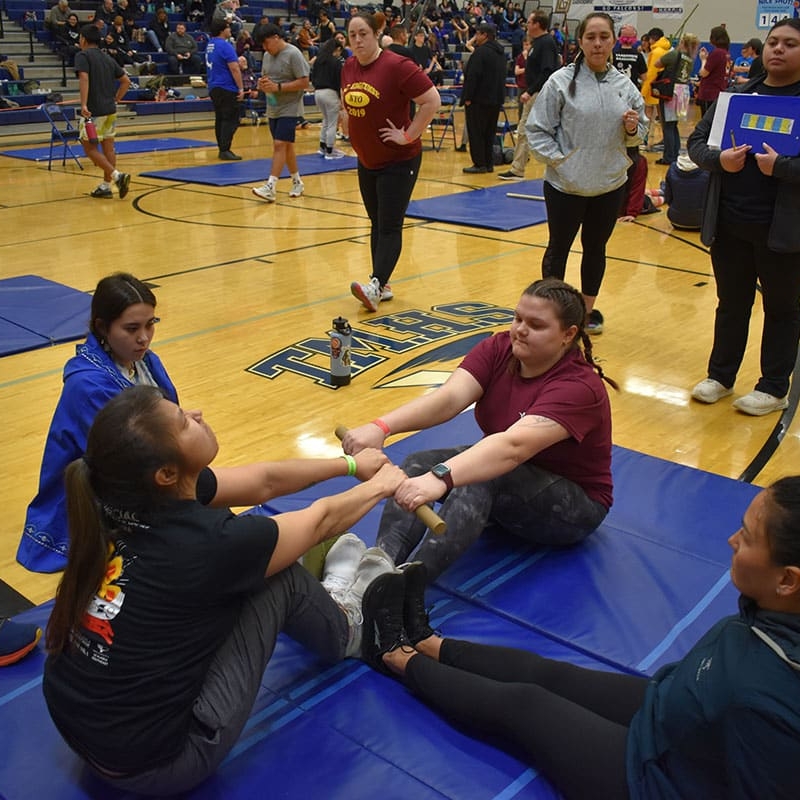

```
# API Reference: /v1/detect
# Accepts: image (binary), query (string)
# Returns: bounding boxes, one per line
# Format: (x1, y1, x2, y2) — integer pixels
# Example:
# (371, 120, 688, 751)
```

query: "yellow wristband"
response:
(341, 454, 357, 477)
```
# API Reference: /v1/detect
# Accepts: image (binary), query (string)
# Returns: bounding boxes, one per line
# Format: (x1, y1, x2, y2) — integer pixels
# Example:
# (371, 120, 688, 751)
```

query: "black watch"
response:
(430, 463, 454, 492)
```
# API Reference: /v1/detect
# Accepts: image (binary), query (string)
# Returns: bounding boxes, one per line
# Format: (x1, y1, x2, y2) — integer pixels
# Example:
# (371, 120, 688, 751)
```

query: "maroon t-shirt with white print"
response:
(341, 48, 433, 169)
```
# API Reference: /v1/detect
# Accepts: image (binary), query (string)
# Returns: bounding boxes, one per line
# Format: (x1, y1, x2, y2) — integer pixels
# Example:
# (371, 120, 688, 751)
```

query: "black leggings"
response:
(357, 152, 422, 287)
(542, 181, 626, 298)
(404, 638, 647, 800)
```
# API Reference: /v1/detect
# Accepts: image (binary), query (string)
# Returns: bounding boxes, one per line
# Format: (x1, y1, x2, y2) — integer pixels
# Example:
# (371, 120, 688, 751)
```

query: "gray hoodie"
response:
(526, 61, 647, 196)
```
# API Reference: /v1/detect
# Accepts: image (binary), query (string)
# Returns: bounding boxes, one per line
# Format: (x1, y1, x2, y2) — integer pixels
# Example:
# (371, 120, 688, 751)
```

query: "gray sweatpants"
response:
(98, 563, 349, 796)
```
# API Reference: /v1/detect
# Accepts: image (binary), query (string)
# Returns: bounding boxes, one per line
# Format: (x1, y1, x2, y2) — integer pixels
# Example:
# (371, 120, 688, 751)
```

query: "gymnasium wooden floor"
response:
(2, 108, 798, 610)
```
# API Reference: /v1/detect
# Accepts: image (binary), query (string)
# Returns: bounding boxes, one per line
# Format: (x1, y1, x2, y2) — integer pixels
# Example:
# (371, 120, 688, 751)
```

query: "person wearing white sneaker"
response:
(343, 11, 441, 311)
(75, 24, 132, 200)
(42, 386, 405, 796)
(311, 39, 346, 160)
(691, 378, 733, 404)
(732, 390, 789, 416)
(253, 24, 309, 202)
(687, 18, 800, 419)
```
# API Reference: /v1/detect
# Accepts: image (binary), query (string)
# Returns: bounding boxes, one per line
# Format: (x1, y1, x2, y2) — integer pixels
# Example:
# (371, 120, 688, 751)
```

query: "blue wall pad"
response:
(0, 138, 216, 162)
(0, 413, 761, 799)
(406, 180, 548, 231)
(0, 275, 90, 356)
(140, 153, 358, 186)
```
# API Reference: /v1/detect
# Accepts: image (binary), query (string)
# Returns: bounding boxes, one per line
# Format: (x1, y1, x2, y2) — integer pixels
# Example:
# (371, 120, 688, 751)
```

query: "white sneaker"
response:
(252, 182, 276, 202)
(324, 148, 346, 160)
(732, 390, 789, 416)
(691, 378, 733, 404)
(337, 547, 395, 657)
(289, 178, 304, 198)
(380, 283, 393, 301)
(351, 277, 381, 312)
(321, 533, 367, 600)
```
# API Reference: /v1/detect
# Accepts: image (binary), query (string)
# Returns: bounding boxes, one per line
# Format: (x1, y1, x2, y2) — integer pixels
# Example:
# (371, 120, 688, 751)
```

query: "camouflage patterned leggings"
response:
(376, 446, 608, 581)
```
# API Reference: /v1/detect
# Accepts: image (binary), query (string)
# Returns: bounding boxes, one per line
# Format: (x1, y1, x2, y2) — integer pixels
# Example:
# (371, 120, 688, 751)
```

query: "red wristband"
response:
(371, 418, 390, 435)
(403, 129, 413, 143)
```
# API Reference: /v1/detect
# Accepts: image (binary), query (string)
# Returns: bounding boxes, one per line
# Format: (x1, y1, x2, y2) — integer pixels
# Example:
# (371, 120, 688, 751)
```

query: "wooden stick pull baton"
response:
(506, 192, 546, 201)
(335, 425, 447, 535)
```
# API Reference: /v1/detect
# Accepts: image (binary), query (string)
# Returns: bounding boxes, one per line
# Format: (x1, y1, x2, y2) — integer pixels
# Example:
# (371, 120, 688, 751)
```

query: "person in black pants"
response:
(460, 22, 507, 174)
(688, 17, 800, 416)
(205, 18, 244, 160)
(362, 473, 800, 800)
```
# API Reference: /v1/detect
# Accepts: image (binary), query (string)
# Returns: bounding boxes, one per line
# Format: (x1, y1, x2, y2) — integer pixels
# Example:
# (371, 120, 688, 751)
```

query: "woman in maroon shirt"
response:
(696, 25, 731, 116)
(343, 11, 441, 313)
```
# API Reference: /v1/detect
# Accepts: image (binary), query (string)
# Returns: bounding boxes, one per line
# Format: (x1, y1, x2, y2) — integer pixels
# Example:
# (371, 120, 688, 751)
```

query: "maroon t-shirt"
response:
(460, 332, 613, 508)
(341, 48, 433, 169)
(697, 47, 729, 102)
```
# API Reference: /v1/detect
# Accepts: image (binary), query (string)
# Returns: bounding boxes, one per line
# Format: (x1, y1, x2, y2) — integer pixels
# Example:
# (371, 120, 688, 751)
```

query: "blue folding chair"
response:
(39, 102, 83, 171)
(430, 92, 458, 152)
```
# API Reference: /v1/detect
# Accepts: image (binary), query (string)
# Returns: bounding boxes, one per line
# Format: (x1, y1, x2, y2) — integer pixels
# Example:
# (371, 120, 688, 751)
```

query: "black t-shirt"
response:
(613, 44, 647, 87)
(74, 46, 125, 117)
(43, 467, 278, 773)
(719, 79, 800, 225)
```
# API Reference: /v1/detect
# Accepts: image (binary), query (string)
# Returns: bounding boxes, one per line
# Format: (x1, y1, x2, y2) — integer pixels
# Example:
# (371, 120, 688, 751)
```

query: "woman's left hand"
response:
(755, 142, 779, 176)
(394, 473, 447, 511)
(379, 118, 411, 145)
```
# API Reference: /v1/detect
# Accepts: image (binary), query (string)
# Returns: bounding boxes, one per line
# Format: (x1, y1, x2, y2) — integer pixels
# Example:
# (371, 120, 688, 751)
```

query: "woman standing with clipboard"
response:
(688, 17, 800, 416)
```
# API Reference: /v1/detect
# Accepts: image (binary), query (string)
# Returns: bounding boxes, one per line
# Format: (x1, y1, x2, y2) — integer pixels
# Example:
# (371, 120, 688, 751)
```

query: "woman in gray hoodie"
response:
(526, 12, 647, 335)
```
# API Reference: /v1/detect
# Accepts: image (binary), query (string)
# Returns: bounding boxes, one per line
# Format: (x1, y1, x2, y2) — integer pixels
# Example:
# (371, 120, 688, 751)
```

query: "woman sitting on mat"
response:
(360, 477, 800, 799)
(43, 385, 404, 795)
(341, 277, 617, 582)
(18, 272, 177, 573)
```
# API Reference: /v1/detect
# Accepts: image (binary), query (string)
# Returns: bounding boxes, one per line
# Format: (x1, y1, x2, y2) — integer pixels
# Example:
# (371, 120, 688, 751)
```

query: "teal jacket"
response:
(627, 596, 800, 799)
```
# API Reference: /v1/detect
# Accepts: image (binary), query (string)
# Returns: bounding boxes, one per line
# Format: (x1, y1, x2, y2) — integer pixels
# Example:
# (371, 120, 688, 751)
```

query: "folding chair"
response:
(496, 104, 516, 148)
(39, 102, 83, 171)
(429, 92, 458, 152)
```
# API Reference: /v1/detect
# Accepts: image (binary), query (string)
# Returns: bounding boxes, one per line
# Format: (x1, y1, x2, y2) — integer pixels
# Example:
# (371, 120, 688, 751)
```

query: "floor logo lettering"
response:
(248, 302, 513, 387)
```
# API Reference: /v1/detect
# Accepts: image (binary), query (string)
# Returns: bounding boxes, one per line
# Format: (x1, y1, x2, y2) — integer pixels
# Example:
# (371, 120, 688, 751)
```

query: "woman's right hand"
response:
(353, 447, 390, 480)
(368, 462, 407, 497)
(342, 423, 386, 455)
(720, 143, 751, 173)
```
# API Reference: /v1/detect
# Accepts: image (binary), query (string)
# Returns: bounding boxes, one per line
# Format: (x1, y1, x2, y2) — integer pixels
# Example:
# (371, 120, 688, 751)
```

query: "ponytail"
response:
(46, 458, 112, 654)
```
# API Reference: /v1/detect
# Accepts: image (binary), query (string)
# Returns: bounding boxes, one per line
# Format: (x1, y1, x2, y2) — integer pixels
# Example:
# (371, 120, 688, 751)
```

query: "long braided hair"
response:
(568, 12, 616, 97)
(512, 278, 619, 391)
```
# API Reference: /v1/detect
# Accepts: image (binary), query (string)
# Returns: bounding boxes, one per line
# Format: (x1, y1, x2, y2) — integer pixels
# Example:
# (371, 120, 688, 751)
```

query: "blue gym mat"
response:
(0, 413, 759, 799)
(0, 138, 216, 162)
(406, 179, 548, 231)
(140, 153, 359, 186)
(0, 275, 90, 357)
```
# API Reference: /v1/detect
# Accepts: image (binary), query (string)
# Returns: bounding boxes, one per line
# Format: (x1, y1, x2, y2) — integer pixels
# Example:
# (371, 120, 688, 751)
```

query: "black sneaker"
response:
(90, 186, 113, 199)
(361, 572, 406, 673)
(587, 309, 604, 335)
(399, 562, 435, 645)
(497, 170, 523, 181)
(115, 172, 131, 199)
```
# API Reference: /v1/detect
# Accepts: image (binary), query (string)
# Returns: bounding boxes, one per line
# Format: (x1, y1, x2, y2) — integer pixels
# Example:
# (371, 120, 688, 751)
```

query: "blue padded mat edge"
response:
(406, 180, 548, 230)
(0, 413, 759, 799)
(0, 275, 90, 356)
(140, 153, 359, 185)
(0, 138, 216, 162)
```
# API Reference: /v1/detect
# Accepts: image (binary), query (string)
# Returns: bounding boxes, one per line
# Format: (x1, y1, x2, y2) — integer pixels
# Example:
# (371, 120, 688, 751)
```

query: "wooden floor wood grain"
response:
(2, 113, 797, 606)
